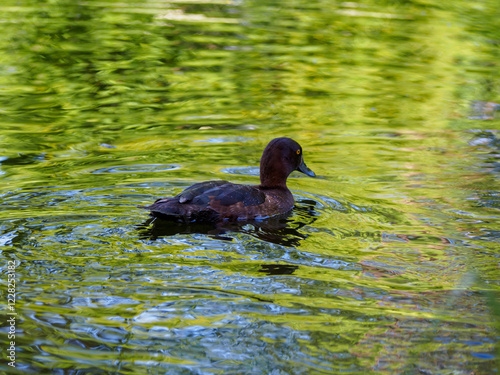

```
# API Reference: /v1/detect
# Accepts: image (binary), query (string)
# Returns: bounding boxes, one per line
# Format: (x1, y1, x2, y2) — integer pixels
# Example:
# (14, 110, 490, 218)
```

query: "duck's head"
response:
(259, 137, 315, 188)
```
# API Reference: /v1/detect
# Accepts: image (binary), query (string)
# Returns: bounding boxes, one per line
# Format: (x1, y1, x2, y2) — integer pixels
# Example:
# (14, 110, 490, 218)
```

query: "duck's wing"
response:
(179, 181, 266, 207)
(144, 181, 266, 221)
(177, 180, 229, 204)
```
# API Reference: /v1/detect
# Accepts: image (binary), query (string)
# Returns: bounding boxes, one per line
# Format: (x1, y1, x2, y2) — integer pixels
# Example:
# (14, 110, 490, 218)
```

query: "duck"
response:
(143, 137, 315, 222)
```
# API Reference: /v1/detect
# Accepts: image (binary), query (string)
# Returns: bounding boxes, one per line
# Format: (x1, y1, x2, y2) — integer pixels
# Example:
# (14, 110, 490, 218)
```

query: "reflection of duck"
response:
(137, 198, 318, 247)
(142, 138, 315, 222)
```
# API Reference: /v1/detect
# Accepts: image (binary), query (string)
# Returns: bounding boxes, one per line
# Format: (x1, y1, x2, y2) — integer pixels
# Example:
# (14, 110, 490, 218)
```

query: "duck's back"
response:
(145, 180, 288, 222)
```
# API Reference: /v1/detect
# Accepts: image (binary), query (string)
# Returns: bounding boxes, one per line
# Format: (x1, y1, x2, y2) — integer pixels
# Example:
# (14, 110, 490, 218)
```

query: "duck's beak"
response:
(297, 159, 316, 177)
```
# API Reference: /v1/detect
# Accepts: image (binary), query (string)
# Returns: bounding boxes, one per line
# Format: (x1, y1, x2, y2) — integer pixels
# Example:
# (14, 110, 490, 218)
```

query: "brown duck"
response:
(144, 137, 315, 222)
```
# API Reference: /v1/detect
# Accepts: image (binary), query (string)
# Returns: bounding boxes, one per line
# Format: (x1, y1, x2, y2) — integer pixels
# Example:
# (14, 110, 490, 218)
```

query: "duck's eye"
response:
(296, 149, 301, 155)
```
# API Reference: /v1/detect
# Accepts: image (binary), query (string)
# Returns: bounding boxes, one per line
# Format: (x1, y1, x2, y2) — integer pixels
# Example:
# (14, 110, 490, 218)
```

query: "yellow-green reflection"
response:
(0, 0, 498, 373)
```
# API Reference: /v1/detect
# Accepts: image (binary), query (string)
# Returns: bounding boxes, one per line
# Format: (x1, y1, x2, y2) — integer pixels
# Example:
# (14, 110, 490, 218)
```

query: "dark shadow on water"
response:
(136, 199, 318, 247)
(258, 264, 299, 275)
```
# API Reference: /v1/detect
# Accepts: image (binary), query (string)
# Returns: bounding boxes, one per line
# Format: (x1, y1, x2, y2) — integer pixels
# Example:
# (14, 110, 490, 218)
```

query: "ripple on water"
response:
(91, 164, 180, 174)
(220, 166, 260, 176)
(193, 136, 252, 144)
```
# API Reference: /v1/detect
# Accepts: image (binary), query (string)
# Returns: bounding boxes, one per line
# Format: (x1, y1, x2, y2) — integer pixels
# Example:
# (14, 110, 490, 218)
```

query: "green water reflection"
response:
(0, 0, 498, 373)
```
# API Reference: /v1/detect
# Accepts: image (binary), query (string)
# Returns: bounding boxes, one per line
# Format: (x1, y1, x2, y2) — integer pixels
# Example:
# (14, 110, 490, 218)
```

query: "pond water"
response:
(0, 0, 499, 373)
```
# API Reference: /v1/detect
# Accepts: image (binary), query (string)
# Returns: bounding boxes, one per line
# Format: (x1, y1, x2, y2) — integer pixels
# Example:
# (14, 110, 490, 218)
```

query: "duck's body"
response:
(144, 137, 315, 222)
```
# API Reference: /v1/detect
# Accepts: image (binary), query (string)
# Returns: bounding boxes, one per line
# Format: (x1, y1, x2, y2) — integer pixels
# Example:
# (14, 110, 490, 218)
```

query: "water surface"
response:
(0, 0, 499, 373)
